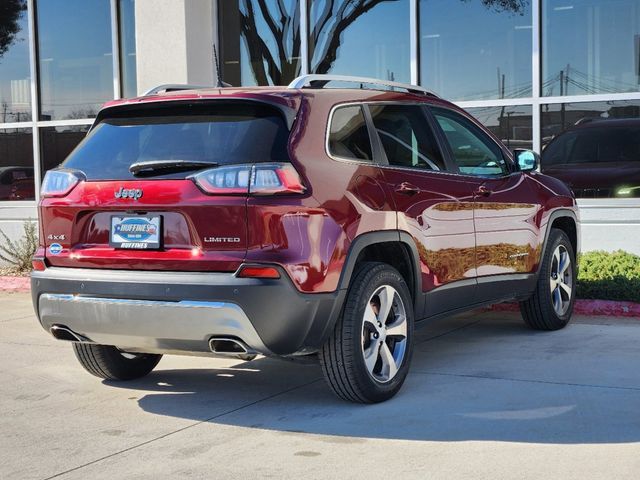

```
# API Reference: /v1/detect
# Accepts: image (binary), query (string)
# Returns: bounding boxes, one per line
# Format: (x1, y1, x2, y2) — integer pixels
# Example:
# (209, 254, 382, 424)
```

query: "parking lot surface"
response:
(2, 292, 639, 480)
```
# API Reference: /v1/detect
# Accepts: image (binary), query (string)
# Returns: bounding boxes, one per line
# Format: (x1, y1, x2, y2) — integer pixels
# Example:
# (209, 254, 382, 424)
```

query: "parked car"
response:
(31, 75, 579, 403)
(0, 166, 35, 200)
(542, 118, 640, 198)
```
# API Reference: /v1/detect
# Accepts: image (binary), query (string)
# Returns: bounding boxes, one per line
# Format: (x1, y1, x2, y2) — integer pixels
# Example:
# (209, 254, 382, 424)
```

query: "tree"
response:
(0, 0, 27, 60)
(238, 0, 530, 85)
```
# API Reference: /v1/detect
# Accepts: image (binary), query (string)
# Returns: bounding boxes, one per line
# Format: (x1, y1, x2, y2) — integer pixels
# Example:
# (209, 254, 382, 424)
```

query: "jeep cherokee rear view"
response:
(31, 75, 579, 403)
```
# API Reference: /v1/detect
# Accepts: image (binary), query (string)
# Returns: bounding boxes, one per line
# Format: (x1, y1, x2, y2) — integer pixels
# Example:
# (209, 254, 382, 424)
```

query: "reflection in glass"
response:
(541, 102, 640, 198)
(218, 0, 301, 86)
(0, 128, 34, 201)
(543, 0, 640, 96)
(421, 0, 532, 100)
(119, 0, 137, 98)
(541, 100, 640, 147)
(37, 0, 113, 120)
(0, 2, 31, 122)
(39, 126, 90, 176)
(466, 106, 533, 150)
(309, 0, 410, 83)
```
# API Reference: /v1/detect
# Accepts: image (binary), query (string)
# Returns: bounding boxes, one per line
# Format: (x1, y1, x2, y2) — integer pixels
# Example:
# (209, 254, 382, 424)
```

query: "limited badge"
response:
(49, 243, 63, 255)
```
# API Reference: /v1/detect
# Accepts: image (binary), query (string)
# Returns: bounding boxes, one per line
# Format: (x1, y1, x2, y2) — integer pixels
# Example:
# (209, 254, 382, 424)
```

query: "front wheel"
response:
(72, 343, 162, 380)
(520, 228, 576, 330)
(319, 262, 414, 403)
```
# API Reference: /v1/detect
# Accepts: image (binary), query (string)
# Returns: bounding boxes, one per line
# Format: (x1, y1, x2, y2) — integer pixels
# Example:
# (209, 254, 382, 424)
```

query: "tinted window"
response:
(0, 4, 31, 122)
(432, 108, 506, 176)
(0, 128, 35, 201)
(421, 0, 532, 101)
(37, 0, 113, 120)
(328, 106, 372, 161)
(369, 105, 444, 171)
(544, 126, 640, 166)
(119, 0, 137, 98)
(62, 103, 290, 180)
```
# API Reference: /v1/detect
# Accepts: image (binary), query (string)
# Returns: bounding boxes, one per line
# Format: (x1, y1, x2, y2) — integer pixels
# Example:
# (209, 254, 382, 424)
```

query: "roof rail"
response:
(142, 82, 232, 96)
(287, 74, 438, 97)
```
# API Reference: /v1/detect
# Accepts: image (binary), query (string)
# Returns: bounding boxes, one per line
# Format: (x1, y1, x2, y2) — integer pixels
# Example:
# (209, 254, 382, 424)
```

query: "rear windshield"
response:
(62, 102, 291, 180)
(543, 125, 640, 166)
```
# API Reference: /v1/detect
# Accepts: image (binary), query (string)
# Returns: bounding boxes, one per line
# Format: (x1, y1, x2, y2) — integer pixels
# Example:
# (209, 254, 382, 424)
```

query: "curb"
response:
(489, 299, 640, 318)
(0, 276, 31, 293)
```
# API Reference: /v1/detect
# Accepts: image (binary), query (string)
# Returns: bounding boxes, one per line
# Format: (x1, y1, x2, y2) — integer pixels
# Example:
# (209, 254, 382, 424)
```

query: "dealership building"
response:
(0, 0, 639, 252)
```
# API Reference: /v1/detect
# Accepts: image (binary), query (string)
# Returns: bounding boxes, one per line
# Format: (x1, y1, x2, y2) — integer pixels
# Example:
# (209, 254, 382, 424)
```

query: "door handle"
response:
(395, 182, 421, 196)
(474, 185, 492, 197)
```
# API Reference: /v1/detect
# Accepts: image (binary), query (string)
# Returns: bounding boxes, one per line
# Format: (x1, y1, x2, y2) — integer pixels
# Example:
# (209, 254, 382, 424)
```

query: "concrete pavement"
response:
(1, 292, 639, 479)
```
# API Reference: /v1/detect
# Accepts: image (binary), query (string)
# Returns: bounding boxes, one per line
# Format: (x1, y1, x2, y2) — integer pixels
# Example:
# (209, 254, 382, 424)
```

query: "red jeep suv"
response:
(31, 75, 579, 403)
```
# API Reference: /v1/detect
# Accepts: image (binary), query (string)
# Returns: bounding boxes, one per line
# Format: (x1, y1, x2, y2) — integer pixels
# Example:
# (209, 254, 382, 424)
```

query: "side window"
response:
(369, 105, 445, 171)
(432, 107, 507, 176)
(328, 106, 373, 161)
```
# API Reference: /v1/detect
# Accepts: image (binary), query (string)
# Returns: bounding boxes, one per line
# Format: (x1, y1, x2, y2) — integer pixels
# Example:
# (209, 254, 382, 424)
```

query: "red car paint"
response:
(38, 87, 578, 296)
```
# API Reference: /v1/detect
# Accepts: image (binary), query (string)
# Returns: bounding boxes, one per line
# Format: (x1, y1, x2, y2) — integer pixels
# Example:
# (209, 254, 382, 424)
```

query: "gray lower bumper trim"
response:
(38, 294, 269, 355)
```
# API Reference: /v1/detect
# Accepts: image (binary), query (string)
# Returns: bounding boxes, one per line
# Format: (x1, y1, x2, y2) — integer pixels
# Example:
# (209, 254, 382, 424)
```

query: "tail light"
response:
(41, 169, 85, 198)
(191, 163, 306, 196)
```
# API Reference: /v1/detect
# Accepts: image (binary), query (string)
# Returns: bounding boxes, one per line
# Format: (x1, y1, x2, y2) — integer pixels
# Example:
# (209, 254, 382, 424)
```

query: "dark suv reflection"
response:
(542, 118, 640, 198)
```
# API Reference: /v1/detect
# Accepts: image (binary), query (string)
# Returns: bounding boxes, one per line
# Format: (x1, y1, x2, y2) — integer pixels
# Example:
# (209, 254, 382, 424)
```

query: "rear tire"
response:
(319, 262, 414, 403)
(72, 343, 162, 380)
(520, 228, 576, 331)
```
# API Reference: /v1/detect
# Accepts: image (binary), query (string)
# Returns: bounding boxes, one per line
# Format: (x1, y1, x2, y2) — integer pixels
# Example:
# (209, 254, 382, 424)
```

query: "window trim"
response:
(428, 105, 516, 179)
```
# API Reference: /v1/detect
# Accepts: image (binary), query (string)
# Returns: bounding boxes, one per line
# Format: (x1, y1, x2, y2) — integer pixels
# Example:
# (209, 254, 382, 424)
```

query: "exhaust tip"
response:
(50, 325, 83, 342)
(209, 337, 252, 355)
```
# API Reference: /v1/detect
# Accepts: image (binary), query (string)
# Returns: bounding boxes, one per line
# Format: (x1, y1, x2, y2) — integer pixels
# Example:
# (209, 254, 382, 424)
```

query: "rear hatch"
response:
(40, 99, 298, 271)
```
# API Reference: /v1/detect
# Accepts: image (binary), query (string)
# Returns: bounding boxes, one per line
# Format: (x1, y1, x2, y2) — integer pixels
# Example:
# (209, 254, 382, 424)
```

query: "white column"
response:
(135, 0, 214, 95)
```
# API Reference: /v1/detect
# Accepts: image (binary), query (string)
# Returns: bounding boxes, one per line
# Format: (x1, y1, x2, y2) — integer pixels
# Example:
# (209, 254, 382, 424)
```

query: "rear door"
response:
(430, 106, 541, 300)
(40, 100, 292, 272)
(368, 103, 478, 317)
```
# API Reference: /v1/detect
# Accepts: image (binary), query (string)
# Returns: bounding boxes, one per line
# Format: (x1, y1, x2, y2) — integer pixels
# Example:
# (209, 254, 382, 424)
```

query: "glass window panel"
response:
(309, 0, 410, 83)
(0, 128, 34, 201)
(420, 0, 532, 101)
(218, 0, 301, 86)
(119, 0, 137, 98)
(0, 2, 31, 122)
(328, 106, 372, 161)
(39, 125, 90, 176)
(543, 0, 640, 96)
(466, 106, 533, 150)
(37, 0, 113, 120)
(541, 101, 640, 198)
(432, 107, 507, 176)
(369, 105, 445, 170)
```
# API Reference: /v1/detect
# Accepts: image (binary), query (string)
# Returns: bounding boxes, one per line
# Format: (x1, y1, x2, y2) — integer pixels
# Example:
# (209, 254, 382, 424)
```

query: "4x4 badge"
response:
(114, 187, 143, 200)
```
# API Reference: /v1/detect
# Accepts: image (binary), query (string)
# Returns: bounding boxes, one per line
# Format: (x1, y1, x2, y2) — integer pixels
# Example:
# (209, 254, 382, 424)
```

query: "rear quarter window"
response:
(61, 102, 291, 180)
(328, 105, 373, 161)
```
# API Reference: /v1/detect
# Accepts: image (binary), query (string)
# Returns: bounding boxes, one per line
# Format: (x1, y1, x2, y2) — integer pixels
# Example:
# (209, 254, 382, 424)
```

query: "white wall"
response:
(577, 199, 640, 255)
(135, 0, 215, 95)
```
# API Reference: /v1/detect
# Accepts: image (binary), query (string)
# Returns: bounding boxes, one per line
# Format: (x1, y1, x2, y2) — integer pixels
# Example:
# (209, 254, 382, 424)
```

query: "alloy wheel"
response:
(549, 244, 573, 316)
(361, 285, 408, 383)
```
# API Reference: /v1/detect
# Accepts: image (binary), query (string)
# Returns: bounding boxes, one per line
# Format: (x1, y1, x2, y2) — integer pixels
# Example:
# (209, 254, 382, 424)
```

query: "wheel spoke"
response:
(364, 341, 381, 373)
(363, 302, 378, 329)
(559, 281, 572, 298)
(386, 314, 407, 339)
(379, 342, 398, 380)
(549, 277, 557, 294)
(559, 251, 571, 275)
(553, 287, 562, 312)
(376, 285, 395, 324)
(552, 248, 561, 274)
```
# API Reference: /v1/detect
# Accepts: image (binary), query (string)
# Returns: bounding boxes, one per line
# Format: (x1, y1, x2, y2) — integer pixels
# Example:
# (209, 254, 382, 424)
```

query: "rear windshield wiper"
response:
(129, 160, 217, 176)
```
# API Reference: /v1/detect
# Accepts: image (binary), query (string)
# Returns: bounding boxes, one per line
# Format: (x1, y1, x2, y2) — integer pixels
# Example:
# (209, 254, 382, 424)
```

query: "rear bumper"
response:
(31, 267, 345, 356)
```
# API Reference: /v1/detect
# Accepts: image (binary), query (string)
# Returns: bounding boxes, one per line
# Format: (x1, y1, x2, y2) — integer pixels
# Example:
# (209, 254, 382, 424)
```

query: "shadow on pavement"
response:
(105, 315, 640, 445)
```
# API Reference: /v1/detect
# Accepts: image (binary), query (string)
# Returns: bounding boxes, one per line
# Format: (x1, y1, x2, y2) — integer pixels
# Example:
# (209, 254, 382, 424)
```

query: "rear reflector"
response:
(191, 163, 305, 196)
(236, 266, 281, 279)
(32, 258, 46, 271)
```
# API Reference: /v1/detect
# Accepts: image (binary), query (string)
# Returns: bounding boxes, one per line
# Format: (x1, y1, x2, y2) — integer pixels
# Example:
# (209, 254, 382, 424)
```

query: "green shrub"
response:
(0, 221, 38, 274)
(577, 250, 640, 303)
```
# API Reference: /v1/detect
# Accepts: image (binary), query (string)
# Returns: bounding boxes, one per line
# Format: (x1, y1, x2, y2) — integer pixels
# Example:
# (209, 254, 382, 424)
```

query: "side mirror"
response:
(513, 149, 539, 172)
